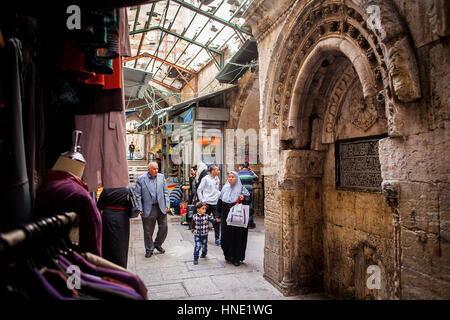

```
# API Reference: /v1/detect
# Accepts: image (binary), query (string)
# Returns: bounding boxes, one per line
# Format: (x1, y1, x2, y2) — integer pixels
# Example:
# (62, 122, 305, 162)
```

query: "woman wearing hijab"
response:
(217, 171, 251, 266)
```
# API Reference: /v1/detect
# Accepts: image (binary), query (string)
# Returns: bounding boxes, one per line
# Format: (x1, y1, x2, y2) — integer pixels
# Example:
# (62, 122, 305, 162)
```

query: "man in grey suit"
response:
(135, 162, 170, 258)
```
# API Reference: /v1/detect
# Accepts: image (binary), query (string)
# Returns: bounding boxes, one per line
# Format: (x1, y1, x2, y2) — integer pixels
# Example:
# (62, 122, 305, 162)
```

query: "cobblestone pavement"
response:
(126, 215, 327, 300)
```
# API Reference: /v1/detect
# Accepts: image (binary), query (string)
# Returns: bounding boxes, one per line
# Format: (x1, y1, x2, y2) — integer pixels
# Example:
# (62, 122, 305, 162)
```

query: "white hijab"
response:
(220, 171, 250, 203)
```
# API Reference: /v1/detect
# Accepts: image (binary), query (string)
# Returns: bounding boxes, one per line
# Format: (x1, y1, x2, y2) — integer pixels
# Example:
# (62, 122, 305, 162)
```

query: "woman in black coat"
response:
(217, 171, 251, 266)
(97, 187, 132, 268)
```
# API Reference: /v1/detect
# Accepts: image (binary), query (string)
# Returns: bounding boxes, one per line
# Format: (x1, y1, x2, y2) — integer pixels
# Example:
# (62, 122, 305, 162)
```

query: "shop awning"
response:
(169, 85, 237, 116)
(215, 38, 258, 83)
(124, 67, 153, 99)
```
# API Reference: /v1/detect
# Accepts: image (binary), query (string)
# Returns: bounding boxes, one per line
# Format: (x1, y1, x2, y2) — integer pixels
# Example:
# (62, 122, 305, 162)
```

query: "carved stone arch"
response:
(347, 0, 421, 102)
(263, 0, 421, 142)
(285, 37, 380, 143)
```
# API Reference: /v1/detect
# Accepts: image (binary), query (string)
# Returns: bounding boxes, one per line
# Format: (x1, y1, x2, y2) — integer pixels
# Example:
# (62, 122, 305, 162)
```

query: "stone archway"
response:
(259, 0, 422, 299)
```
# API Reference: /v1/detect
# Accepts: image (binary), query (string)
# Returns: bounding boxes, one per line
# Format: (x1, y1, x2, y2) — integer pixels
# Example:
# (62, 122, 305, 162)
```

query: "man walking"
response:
(196, 165, 221, 245)
(238, 162, 258, 229)
(135, 162, 170, 258)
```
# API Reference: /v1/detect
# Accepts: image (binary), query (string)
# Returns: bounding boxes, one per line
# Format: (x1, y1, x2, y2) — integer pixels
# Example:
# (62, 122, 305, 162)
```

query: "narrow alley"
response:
(126, 215, 326, 300)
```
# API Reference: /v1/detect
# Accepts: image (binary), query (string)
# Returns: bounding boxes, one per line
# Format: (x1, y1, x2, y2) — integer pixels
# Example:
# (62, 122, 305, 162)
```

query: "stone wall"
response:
(243, 0, 450, 299)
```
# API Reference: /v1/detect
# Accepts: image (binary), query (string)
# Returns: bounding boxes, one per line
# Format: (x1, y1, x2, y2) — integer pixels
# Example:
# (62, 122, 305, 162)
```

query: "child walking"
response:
(191, 202, 220, 265)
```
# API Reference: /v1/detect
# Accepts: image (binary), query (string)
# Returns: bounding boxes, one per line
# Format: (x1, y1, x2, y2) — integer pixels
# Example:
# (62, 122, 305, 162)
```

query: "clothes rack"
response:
(0, 212, 79, 264)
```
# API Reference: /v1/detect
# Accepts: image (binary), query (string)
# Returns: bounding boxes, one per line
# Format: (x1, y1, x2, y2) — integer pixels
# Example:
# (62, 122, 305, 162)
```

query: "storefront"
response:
(159, 86, 235, 185)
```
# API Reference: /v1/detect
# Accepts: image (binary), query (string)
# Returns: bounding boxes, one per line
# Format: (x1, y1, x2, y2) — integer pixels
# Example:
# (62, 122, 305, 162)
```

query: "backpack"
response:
(127, 186, 141, 218)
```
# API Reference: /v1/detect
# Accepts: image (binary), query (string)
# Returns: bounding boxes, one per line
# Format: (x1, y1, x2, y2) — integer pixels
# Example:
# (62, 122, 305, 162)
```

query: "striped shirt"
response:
(238, 169, 258, 191)
(192, 213, 216, 236)
(169, 184, 183, 203)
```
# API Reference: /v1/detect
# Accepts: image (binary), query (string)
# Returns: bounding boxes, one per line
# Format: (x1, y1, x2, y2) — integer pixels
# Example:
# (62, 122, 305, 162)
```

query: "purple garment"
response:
(33, 268, 75, 300)
(35, 170, 102, 256)
(57, 256, 143, 300)
(69, 251, 148, 299)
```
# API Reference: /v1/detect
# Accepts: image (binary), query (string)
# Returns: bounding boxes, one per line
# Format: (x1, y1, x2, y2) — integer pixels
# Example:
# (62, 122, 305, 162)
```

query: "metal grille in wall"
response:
(335, 135, 386, 192)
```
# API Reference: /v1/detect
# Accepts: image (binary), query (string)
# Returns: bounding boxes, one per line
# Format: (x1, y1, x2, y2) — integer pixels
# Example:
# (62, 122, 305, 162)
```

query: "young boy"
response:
(191, 202, 220, 265)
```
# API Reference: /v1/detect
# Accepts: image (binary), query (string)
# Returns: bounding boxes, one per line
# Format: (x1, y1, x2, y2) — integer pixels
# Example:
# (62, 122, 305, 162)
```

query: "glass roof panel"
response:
(125, 0, 252, 97)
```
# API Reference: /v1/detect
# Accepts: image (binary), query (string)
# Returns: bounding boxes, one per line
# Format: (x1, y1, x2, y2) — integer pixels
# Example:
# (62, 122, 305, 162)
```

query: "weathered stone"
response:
(439, 183, 450, 244)
(278, 150, 326, 181)
(398, 182, 440, 234)
(401, 228, 442, 277)
(402, 266, 450, 299)
(240, 0, 449, 300)
(428, 43, 450, 130)
(405, 128, 450, 183)
(379, 137, 407, 181)
(427, 0, 450, 37)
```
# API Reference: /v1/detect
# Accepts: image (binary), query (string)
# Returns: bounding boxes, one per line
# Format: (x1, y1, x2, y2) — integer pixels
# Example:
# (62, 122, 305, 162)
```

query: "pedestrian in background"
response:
(188, 165, 197, 205)
(169, 183, 189, 215)
(196, 165, 221, 245)
(238, 162, 258, 229)
(194, 162, 208, 198)
(97, 187, 132, 268)
(129, 142, 135, 160)
(135, 162, 170, 258)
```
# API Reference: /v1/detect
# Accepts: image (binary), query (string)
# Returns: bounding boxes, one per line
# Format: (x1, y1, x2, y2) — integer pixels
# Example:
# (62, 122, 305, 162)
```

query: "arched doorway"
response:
(259, 0, 421, 299)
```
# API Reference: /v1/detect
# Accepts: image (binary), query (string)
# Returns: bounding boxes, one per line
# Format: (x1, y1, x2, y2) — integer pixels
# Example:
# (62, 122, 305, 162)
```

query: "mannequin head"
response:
(52, 130, 86, 179)
(52, 156, 85, 179)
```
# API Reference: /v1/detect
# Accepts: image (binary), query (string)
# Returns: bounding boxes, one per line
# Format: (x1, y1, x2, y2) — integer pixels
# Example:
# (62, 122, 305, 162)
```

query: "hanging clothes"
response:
(1, 213, 148, 300)
(0, 37, 32, 232)
(74, 111, 129, 192)
(119, 8, 131, 58)
(35, 170, 102, 256)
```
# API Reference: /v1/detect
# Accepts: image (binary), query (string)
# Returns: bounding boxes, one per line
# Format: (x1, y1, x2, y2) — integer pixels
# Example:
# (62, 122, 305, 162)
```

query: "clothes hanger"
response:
(60, 212, 81, 254)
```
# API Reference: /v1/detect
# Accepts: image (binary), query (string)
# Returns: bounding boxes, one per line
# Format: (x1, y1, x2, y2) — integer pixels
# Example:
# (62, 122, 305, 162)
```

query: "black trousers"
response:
(141, 205, 168, 252)
(206, 204, 220, 241)
(101, 210, 130, 268)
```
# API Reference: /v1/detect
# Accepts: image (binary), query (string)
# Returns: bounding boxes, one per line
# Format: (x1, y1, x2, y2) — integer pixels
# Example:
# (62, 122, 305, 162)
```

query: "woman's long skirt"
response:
(220, 201, 248, 263)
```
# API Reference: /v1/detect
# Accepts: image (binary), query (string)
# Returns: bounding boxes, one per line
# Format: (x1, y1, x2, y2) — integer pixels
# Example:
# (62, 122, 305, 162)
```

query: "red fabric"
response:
(61, 40, 95, 81)
(84, 73, 105, 87)
(103, 56, 122, 89)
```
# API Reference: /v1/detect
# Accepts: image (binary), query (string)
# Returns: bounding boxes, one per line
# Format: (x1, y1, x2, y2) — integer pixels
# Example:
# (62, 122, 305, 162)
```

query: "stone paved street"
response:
(126, 215, 327, 300)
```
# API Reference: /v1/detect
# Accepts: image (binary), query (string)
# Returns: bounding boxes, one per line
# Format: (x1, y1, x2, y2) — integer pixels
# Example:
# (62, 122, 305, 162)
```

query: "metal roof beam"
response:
(165, 0, 227, 85)
(171, 0, 252, 36)
(182, 0, 248, 71)
(123, 53, 196, 75)
(153, 0, 206, 81)
(149, 0, 171, 72)
(132, 6, 141, 33)
(150, 78, 182, 92)
(131, 27, 222, 55)
(135, 3, 156, 68)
